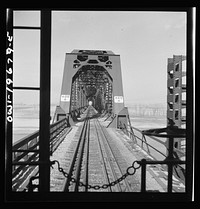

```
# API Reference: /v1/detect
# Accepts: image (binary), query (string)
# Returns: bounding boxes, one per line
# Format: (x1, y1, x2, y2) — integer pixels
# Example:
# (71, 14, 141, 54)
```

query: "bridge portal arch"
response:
(53, 50, 127, 128)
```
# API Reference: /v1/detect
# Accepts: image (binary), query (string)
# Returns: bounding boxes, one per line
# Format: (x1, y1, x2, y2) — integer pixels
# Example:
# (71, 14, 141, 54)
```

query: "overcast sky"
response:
(13, 10, 186, 107)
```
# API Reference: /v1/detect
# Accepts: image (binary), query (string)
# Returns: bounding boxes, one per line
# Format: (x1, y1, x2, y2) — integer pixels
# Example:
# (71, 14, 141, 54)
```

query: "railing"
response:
(120, 122, 185, 159)
(119, 122, 165, 159)
(12, 118, 71, 191)
(119, 121, 186, 189)
(128, 125, 168, 160)
(50, 118, 71, 154)
(138, 158, 185, 193)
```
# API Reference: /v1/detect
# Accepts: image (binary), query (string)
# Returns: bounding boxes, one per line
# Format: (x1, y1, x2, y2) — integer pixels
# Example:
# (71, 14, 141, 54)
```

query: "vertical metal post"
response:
(141, 159, 146, 192)
(186, 8, 194, 198)
(143, 135, 150, 153)
(141, 134, 144, 149)
(168, 164, 173, 193)
(167, 137, 174, 193)
(39, 10, 51, 192)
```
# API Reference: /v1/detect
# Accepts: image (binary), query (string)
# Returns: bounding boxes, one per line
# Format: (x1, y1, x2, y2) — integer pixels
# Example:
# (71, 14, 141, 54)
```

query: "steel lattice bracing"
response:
(70, 65, 113, 114)
(53, 50, 127, 128)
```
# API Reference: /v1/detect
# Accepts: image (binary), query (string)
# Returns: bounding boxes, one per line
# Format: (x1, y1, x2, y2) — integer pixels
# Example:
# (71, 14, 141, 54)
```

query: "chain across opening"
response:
(49, 160, 141, 191)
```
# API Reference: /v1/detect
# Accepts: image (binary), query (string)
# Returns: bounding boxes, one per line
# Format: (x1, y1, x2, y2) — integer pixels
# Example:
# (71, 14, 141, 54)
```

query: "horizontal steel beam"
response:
(12, 161, 53, 166)
(13, 26, 41, 30)
(137, 159, 185, 165)
(13, 86, 40, 90)
(12, 150, 39, 153)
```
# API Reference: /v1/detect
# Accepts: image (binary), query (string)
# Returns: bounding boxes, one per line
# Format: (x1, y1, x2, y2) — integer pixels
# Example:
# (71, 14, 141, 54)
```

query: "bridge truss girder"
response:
(54, 50, 127, 128)
(70, 65, 113, 114)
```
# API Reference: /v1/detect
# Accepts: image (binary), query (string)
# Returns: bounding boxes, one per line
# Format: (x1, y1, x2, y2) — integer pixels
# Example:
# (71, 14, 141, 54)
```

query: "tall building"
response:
(167, 55, 186, 151)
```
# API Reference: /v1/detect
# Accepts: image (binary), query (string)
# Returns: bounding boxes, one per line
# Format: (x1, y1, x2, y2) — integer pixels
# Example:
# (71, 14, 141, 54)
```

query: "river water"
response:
(12, 104, 167, 143)
(12, 103, 187, 161)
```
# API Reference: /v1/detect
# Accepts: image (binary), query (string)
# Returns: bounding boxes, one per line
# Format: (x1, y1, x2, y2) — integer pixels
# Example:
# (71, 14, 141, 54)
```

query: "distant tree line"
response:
(128, 103, 167, 117)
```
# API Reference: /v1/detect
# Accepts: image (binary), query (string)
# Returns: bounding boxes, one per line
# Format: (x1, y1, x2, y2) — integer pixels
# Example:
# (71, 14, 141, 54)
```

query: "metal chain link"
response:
(51, 160, 141, 190)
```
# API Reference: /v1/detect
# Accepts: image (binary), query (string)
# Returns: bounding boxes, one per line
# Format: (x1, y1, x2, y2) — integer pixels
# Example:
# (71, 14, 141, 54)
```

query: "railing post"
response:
(141, 134, 144, 149)
(167, 136, 174, 193)
(39, 9, 51, 193)
(142, 126, 186, 193)
(143, 135, 150, 153)
(141, 159, 146, 192)
(131, 128, 137, 143)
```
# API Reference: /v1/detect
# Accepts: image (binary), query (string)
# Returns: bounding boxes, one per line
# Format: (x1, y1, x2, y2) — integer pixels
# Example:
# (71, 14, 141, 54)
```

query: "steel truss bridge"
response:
(5, 9, 194, 202)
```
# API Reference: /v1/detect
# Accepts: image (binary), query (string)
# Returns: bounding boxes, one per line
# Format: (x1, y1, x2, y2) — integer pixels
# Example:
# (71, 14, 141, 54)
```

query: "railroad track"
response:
(63, 106, 136, 192)
(63, 117, 90, 192)
(92, 119, 133, 192)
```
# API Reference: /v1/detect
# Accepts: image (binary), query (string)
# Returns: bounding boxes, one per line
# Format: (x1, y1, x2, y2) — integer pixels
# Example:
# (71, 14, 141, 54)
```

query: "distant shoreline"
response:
(12, 104, 167, 144)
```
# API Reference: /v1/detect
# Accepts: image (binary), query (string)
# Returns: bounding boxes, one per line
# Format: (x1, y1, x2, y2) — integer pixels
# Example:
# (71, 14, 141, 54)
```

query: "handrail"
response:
(130, 125, 167, 159)
(118, 118, 186, 158)
(119, 120, 186, 185)
(119, 122, 167, 159)
(12, 118, 70, 191)
(132, 125, 185, 159)
(130, 125, 166, 145)
(127, 124, 185, 161)
(138, 158, 186, 193)
(13, 130, 39, 149)
(13, 118, 66, 150)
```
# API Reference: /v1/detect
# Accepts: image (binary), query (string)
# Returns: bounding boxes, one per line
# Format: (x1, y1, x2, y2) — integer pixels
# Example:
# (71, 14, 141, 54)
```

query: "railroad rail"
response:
(60, 106, 140, 192)
(93, 119, 134, 192)
(63, 117, 90, 192)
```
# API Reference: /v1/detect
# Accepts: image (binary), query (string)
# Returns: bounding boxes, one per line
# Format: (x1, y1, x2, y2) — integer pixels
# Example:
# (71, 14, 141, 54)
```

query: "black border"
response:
(4, 6, 196, 202)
